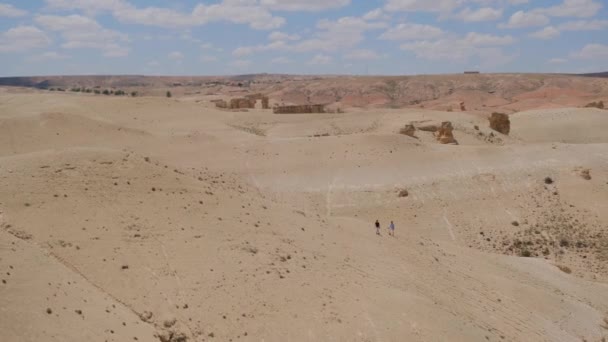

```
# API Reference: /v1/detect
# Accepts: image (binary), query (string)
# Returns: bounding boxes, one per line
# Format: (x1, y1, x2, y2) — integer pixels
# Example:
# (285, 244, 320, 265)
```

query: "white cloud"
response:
(291, 16, 387, 52)
(147, 60, 160, 67)
(452, 7, 502, 22)
(271, 56, 290, 64)
(28, 51, 71, 62)
(500, 10, 549, 28)
(168, 51, 184, 60)
(46, 0, 285, 30)
(233, 46, 255, 57)
(200, 55, 218, 62)
(0, 3, 27, 17)
(529, 26, 560, 39)
(400, 32, 517, 68)
(309, 54, 332, 65)
(344, 49, 382, 60)
(45, 0, 125, 14)
(558, 19, 608, 31)
(535, 0, 602, 18)
(268, 31, 300, 41)
(571, 44, 608, 59)
(36, 15, 129, 57)
(464, 32, 515, 45)
(0, 26, 51, 52)
(385, 0, 461, 12)
(260, 0, 351, 11)
(231, 59, 252, 68)
(380, 23, 444, 40)
(548, 58, 567, 63)
(362, 8, 390, 21)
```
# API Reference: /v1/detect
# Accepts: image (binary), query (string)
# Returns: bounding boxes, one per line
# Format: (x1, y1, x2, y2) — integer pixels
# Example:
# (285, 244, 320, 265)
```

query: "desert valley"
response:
(1, 73, 608, 342)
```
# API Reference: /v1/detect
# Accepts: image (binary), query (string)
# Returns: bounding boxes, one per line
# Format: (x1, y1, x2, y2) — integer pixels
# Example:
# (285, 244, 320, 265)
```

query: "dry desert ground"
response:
(1, 80, 608, 342)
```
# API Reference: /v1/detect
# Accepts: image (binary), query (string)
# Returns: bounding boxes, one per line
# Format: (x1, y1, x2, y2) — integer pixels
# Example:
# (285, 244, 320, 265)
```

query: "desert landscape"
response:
(1, 73, 608, 342)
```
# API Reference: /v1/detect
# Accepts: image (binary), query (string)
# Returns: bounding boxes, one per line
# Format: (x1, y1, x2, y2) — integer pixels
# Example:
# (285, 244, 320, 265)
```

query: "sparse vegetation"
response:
(131, 91, 138, 97)
(102, 89, 110, 95)
(557, 265, 572, 274)
(520, 249, 532, 257)
(544, 177, 554, 185)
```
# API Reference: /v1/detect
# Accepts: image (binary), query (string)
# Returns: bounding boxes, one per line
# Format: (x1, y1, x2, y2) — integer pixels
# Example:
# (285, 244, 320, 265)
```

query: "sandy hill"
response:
(1, 87, 607, 341)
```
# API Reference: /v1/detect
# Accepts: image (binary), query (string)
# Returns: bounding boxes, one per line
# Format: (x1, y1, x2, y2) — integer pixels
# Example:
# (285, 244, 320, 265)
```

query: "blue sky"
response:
(1, 0, 607, 76)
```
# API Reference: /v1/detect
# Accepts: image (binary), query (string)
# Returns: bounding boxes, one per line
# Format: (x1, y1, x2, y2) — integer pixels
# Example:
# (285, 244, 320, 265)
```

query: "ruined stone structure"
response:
(273, 104, 326, 114)
(434, 121, 458, 144)
(230, 98, 256, 109)
(213, 99, 228, 109)
(245, 93, 270, 109)
(488, 112, 510, 135)
(261, 97, 269, 109)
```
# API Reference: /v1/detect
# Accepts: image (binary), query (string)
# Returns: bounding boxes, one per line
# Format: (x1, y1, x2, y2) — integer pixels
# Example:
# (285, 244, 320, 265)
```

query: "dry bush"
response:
(557, 265, 572, 274)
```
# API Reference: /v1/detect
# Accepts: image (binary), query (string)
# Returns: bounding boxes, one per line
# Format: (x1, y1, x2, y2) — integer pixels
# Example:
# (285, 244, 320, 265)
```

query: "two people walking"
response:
(375, 219, 395, 237)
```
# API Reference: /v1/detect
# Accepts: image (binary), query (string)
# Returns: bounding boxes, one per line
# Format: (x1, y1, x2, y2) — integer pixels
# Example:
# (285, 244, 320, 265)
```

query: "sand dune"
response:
(1, 88, 607, 341)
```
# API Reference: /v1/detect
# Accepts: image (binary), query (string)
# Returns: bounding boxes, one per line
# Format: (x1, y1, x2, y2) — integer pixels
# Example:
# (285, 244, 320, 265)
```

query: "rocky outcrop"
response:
(399, 124, 416, 137)
(417, 123, 439, 132)
(489, 112, 510, 135)
(273, 104, 325, 114)
(434, 121, 458, 144)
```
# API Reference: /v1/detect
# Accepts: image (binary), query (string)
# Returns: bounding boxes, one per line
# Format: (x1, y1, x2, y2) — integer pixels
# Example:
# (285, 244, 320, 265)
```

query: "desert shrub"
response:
(557, 265, 572, 274)
(84, 88, 92, 93)
(57, 88, 65, 91)
(49, 88, 56, 91)
(70, 87, 81, 92)
(131, 91, 138, 97)
(520, 249, 532, 257)
(166, 91, 172, 98)
(114, 90, 125, 96)
(94, 90, 100, 94)
(544, 177, 554, 185)
(102, 89, 110, 95)
(398, 189, 409, 197)
(559, 238, 570, 247)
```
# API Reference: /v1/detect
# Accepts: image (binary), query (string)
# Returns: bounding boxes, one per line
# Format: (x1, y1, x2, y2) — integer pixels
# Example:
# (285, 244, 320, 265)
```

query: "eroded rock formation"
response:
(489, 112, 510, 135)
(434, 121, 458, 144)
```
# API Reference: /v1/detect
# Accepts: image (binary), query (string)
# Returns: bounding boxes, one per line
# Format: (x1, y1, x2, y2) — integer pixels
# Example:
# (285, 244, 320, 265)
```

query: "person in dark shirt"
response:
(375, 219, 380, 235)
